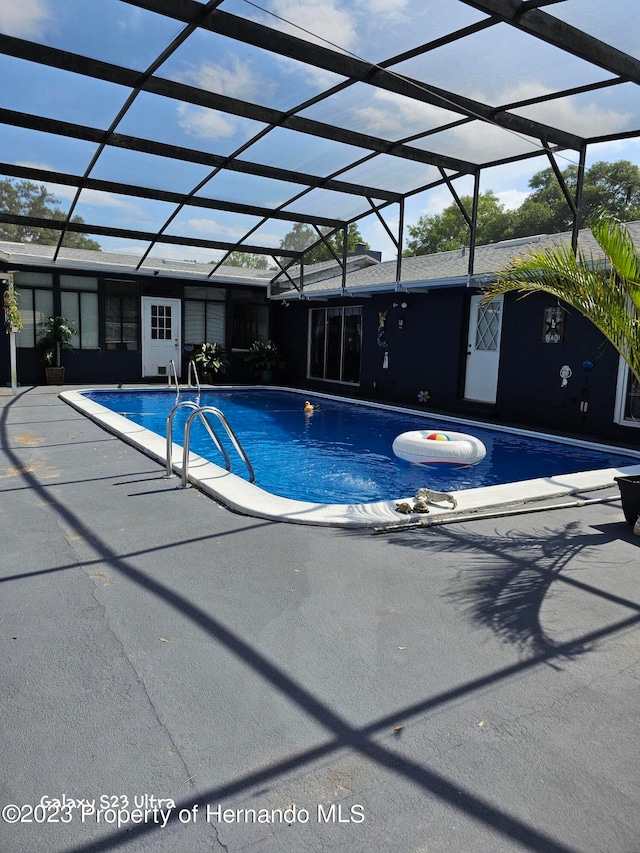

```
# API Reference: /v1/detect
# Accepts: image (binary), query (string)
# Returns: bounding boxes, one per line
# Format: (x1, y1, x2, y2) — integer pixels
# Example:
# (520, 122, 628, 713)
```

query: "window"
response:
(60, 276, 98, 349)
(105, 280, 139, 350)
(615, 357, 640, 427)
(231, 289, 269, 349)
(308, 306, 362, 384)
(13, 272, 53, 348)
(183, 286, 225, 346)
(151, 304, 172, 340)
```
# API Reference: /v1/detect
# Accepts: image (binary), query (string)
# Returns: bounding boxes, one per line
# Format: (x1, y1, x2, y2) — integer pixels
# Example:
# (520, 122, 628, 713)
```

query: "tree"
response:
(403, 160, 640, 257)
(223, 251, 269, 269)
(403, 190, 515, 256)
(0, 179, 101, 250)
(513, 160, 640, 236)
(484, 211, 640, 383)
(279, 222, 369, 264)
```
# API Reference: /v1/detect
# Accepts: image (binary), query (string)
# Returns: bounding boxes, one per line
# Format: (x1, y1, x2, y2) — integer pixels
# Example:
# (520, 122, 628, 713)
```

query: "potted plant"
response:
(193, 341, 230, 383)
(243, 340, 280, 383)
(36, 315, 76, 385)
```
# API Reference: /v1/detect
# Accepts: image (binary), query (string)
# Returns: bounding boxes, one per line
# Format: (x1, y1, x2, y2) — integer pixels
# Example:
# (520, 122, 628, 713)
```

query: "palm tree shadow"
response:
(447, 520, 636, 658)
(446, 524, 589, 659)
(367, 520, 625, 660)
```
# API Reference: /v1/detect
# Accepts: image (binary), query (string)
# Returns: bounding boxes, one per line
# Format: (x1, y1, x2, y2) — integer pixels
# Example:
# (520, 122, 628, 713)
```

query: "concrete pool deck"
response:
(1, 385, 639, 853)
(61, 385, 640, 529)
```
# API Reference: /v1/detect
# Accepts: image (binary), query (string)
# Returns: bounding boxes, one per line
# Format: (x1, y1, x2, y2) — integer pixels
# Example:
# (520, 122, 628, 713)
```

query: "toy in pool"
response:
(392, 430, 486, 466)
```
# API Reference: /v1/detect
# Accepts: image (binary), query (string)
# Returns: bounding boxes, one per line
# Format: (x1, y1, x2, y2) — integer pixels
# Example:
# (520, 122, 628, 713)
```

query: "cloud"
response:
(395, 80, 634, 167)
(117, 6, 143, 32)
(496, 82, 632, 140)
(174, 57, 275, 103)
(0, 0, 51, 38)
(185, 217, 249, 240)
(495, 188, 530, 210)
(270, 0, 358, 52)
(49, 184, 143, 215)
(176, 104, 238, 140)
(15, 165, 149, 217)
(263, 0, 412, 94)
(353, 89, 460, 138)
(587, 137, 640, 161)
(354, 0, 409, 24)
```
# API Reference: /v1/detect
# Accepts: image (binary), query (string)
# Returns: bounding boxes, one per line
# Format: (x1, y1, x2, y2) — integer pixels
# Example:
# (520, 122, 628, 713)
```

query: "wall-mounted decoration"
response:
(542, 306, 565, 344)
(418, 390, 430, 403)
(377, 311, 388, 348)
(560, 364, 572, 387)
(580, 360, 594, 415)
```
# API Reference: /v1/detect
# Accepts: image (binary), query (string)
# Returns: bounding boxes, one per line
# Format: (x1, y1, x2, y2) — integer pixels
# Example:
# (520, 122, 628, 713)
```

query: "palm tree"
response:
(484, 212, 640, 383)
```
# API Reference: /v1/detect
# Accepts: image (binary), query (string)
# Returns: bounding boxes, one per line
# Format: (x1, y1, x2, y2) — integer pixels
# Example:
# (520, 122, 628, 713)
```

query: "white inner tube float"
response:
(392, 430, 486, 467)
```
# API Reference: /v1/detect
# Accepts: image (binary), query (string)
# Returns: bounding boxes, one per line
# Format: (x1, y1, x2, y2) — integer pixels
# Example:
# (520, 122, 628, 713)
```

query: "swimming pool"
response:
(63, 386, 640, 528)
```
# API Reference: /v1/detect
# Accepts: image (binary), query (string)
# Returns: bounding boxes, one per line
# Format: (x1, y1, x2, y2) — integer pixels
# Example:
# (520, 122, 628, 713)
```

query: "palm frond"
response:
(590, 212, 640, 312)
(484, 216, 640, 384)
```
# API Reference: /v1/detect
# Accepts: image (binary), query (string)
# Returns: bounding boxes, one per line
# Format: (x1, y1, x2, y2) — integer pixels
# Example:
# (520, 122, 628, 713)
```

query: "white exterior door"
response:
(464, 294, 503, 403)
(142, 297, 181, 378)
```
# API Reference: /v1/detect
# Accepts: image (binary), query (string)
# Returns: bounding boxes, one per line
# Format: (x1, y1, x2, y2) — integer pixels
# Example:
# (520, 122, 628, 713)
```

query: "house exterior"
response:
(270, 223, 640, 445)
(0, 242, 272, 386)
(2, 225, 639, 446)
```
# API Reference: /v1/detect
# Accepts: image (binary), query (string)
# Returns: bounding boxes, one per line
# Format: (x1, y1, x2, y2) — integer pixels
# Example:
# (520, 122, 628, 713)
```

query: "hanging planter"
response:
(3, 277, 23, 393)
(3, 280, 23, 334)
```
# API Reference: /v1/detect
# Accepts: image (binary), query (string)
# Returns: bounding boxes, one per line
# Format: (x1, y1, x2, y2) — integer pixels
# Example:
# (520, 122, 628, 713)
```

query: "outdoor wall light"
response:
(392, 300, 408, 328)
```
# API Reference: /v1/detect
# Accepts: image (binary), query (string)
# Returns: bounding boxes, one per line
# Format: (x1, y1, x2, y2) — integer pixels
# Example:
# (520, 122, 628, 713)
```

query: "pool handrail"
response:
(181, 406, 255, 488)
(165, 400, 230, 478)
(167, 359, 179, 401)
(187, 360, 201, 395)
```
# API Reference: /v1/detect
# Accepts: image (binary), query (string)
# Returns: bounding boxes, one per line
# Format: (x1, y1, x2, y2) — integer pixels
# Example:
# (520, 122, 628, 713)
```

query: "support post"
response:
(9, 331, 17, 395)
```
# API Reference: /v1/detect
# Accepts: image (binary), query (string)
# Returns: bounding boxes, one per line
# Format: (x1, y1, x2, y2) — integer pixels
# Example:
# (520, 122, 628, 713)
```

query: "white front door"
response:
(142, 297, 181, 378)
(464, 294, 503, 403)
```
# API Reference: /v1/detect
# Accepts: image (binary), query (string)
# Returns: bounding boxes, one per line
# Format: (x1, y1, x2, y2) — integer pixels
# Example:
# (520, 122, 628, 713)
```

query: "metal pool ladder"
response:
(167, 359, 179, 400)
(187, 360, 200, 394)
(164, 401, 255, 487)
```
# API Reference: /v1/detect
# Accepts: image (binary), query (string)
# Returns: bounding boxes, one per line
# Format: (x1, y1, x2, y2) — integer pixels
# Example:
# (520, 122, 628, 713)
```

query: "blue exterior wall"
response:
(275, 289, 469, 409)
(0, 265, 266, 387)
(274, 288, 640, 448)
(3, 257, 639, 449)
(497, 291, 624, 439)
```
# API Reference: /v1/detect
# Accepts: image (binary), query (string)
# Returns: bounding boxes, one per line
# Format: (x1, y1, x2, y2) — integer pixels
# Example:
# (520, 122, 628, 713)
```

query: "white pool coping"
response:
(61, 386, 640, 529)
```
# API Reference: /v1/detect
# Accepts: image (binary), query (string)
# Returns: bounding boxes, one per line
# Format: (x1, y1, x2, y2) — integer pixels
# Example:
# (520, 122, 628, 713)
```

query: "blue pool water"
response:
(83, 389, 640, 504)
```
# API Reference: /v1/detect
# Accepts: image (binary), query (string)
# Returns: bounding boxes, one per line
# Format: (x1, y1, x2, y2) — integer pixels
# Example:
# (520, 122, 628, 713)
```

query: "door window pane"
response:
(151, 304, 172, 340)
(476, 301, 501, 351)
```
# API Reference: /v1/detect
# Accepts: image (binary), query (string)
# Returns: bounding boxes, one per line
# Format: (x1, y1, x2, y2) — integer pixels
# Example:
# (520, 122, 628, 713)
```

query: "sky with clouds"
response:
(1, 0, 640, 262)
